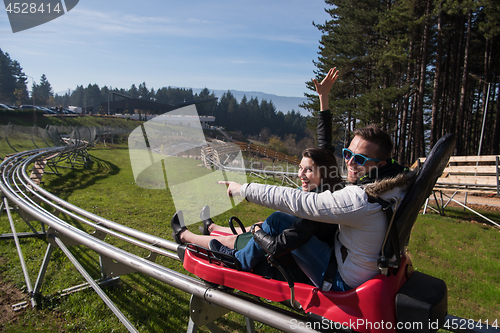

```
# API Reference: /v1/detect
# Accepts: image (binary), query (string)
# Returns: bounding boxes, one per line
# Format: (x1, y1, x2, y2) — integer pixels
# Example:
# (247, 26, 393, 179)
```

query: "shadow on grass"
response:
(423, 204, 500, 228)
(115, 271, 253, 332)
(45, 155, 120, 201)
(112, 272, 192, 332)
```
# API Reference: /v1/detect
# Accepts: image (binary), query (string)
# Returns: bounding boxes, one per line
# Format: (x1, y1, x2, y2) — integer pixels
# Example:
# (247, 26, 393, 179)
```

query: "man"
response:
(217, 124, 414, 292)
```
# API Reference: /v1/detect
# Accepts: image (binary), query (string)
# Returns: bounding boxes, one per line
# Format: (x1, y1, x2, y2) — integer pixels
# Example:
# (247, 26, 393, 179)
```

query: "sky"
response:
(0, 0, 332, 98)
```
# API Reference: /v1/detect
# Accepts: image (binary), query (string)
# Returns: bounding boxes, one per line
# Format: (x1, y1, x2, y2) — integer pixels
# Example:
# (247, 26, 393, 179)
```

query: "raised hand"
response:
(312, 67, 339, 111)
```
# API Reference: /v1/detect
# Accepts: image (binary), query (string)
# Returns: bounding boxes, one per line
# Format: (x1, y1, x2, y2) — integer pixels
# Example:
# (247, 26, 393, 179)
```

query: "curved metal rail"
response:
(202, 139, 301, 168)
(202, 140, 301, 187)
(0, 146, 322, 333)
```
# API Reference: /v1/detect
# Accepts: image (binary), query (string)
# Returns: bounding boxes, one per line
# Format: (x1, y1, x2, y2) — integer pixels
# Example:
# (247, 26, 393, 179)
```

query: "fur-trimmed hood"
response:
(364, 169, 418, 200)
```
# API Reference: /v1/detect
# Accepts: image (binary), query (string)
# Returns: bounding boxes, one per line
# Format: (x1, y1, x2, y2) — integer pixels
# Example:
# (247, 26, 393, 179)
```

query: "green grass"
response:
(0, 142, 499, 332)
(408, 208, 500, 324)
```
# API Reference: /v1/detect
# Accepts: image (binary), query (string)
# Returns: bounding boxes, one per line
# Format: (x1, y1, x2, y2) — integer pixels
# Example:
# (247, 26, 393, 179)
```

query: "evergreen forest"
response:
(302, 0, 500, 165)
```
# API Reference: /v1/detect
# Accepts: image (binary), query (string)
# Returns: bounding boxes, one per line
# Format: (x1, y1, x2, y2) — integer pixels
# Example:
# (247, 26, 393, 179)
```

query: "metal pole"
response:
(53, 236, 139, 333)
(32, 243, 55, 298)
(4, 197, 35, 307)
(477, 82, 491, 156)
(496, 156, 499, 196)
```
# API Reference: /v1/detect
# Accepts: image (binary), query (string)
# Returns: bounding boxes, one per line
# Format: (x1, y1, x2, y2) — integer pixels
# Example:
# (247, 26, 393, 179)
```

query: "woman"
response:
(171, 146, 341, 251)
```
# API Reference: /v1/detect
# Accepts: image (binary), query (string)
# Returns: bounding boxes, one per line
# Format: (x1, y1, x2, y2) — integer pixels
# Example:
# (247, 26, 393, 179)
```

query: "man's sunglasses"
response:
(342, 148, 381, 166)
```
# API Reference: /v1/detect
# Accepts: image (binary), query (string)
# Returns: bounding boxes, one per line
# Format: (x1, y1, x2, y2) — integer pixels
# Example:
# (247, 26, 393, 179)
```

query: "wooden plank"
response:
(417, 155, 499, 164)
(29, 159, 48, 185)
(433, 186, 498, 194)
(438, 175, 498, 185)
(410, 158, 425, 170)
(414, 155, 499, 194)
(443, 165, 498, 174)
(448, 155, 499, 163)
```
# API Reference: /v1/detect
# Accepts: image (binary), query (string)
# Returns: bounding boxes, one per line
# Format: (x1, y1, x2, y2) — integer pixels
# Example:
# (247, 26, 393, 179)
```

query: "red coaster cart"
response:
(179, 133, 455, 333)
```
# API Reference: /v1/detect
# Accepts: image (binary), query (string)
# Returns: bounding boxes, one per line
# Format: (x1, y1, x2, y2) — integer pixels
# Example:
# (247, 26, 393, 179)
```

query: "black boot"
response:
(199, 205, 214, 235)
(209, 239, 237, 259)
(171, 210, 187, 244)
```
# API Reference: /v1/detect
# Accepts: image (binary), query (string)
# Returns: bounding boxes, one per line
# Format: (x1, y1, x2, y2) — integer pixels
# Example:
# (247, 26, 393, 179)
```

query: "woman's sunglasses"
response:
(342, 148, 381, 166)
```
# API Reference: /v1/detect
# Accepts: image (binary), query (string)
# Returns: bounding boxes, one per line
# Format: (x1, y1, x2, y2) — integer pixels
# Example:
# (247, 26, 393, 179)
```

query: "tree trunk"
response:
(482, 39, 492, 154)
(450, 16, 465, 145)
(430, 6, 443, 149)
(399, 38, 414, 165)
(415, 0, 431, 158)
(456, 10, 472, 155)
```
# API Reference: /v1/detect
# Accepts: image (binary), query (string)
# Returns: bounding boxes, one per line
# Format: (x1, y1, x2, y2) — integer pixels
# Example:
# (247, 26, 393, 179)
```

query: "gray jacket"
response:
(240, 171, 415, 288)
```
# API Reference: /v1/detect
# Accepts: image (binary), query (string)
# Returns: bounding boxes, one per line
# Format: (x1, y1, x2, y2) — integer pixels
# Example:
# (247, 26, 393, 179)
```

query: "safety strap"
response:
(374, 197, 401, 274)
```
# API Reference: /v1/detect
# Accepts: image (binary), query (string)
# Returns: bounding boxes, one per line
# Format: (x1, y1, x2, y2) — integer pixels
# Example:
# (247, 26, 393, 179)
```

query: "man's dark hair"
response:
(302, 147, 342, 190)
(353, 124, 392, 160)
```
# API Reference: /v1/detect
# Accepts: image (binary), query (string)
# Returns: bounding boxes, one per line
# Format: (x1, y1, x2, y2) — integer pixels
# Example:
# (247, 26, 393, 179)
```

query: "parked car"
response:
(38, 107, 57, 114)
(0, 103, 14, 110)
(19, 105, 40, 110)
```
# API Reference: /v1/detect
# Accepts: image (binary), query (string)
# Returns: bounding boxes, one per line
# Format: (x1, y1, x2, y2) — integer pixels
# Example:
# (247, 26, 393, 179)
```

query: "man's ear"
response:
(377, 160, 387, 168)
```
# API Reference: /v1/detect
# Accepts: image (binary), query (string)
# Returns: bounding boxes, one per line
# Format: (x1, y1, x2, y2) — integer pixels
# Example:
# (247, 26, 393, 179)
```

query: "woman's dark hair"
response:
(302, 147, 342, 192)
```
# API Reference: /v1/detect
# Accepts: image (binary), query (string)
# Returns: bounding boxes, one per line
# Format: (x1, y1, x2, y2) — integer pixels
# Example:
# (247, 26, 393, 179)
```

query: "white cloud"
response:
(0, 0, 330, 97)
(41, 4, 320, 46)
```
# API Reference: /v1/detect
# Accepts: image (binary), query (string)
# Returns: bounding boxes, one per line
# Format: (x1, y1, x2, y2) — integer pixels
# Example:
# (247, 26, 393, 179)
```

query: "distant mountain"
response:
(191, 88, 310, 116)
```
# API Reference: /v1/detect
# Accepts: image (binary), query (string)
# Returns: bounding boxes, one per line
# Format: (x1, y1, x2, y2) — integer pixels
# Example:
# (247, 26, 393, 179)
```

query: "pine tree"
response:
(129, 84, 139, 99)
(32, 74, 53, 106)
(0, 49, 21, 103)
(138, 82, 149, 100)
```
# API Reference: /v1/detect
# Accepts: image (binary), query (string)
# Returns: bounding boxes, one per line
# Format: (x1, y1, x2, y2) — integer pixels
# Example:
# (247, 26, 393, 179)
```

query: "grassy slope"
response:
(0, 139, 499, 331)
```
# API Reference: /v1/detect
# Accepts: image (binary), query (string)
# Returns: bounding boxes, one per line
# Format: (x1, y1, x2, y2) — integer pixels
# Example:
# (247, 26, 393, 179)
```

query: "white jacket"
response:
(240, 174, 412, 288)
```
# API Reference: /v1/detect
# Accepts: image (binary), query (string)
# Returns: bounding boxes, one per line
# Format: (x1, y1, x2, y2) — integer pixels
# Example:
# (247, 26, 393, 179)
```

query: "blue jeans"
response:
(332, 269, 352, 292)
(235, 212, 340, 288)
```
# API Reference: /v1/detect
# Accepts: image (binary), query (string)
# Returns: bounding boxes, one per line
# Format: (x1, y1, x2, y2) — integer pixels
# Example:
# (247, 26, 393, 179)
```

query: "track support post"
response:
(187, 294, 255, 333)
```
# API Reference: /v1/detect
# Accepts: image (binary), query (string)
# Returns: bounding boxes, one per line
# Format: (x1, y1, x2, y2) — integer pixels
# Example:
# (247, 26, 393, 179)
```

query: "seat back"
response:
(383, 134, 455, 260)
